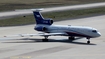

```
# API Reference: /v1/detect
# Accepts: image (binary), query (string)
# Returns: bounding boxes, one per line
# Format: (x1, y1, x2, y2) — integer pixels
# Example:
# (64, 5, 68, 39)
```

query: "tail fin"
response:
(33, 11, 44, 24)
(33, 9, 53, 25)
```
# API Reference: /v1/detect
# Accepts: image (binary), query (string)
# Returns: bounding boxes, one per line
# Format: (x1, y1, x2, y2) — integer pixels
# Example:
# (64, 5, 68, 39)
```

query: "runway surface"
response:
(0, 15, 105, 59)
(0, 2, 105, 20)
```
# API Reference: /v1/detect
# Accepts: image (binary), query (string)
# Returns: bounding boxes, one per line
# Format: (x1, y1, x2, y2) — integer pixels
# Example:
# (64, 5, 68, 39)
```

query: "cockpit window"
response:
(92, 30, 97, 33)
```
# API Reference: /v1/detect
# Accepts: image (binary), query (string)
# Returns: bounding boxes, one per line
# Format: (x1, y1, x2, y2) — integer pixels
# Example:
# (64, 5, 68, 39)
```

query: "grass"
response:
(0, 7, 105, 27)
(0, 0, 105, 11)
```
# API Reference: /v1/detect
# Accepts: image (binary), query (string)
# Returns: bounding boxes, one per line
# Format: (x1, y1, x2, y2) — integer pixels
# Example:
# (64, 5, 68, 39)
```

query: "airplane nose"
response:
(97, 32, 101, 37)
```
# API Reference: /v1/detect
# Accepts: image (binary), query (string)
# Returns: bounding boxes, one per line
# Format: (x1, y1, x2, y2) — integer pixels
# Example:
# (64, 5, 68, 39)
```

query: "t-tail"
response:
(33, 9, 53, 25)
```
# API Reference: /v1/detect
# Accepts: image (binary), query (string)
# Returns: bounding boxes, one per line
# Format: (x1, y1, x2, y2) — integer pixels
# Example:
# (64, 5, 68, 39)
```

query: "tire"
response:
(42, 39, 48, 42)
(69, 37, 75, 40)
(87, 41, 90, 44)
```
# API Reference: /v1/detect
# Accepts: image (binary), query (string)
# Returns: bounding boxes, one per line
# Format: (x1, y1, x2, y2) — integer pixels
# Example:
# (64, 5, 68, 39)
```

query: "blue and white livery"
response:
(4, 9, 101, 44)
(32, 9, 101, 44)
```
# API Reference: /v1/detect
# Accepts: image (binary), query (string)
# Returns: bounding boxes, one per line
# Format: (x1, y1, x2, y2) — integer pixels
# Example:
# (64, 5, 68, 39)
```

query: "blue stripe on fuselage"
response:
(66, 31, 92, 38)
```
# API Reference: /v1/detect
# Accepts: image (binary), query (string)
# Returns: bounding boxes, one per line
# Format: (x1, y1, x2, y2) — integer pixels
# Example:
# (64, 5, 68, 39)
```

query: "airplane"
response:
(4, 9, 101, 44)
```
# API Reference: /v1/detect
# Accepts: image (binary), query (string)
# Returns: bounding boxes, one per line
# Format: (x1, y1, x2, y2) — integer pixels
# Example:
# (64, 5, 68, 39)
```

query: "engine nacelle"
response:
(42, 19, 53, 25)
(34, 26, 47, 31)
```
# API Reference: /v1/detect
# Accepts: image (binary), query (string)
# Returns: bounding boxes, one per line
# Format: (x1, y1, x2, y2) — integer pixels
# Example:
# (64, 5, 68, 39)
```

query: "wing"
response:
(4, 33, 67, 37)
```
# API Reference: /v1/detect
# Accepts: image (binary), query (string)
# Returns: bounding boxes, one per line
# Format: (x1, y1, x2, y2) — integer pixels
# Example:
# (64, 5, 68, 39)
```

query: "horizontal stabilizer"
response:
(15, 8, 44, 12)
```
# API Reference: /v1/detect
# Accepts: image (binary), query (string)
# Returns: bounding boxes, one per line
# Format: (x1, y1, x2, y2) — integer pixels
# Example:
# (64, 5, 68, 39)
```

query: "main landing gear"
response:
(68, 36, 75, 41)
(42, 36, 49, 42)
(87, 37, 90, 44)
(41, 36, 91, 44)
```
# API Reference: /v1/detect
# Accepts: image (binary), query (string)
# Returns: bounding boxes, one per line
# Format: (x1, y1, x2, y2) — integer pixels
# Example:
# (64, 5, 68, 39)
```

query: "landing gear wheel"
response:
(87, 37, 90, 44)
(42, 36, 49, 42)
(87, 41, 90, 44)
(68, 36, 75, 41)
(42, 39, 48, 42)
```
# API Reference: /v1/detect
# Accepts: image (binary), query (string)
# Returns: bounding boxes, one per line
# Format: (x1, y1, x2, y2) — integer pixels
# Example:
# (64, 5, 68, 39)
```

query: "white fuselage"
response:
(35, 24, 101, 38)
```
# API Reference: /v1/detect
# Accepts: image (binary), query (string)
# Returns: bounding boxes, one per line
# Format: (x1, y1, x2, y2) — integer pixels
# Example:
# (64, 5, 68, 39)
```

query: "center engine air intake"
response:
(42, 19, 53, 25)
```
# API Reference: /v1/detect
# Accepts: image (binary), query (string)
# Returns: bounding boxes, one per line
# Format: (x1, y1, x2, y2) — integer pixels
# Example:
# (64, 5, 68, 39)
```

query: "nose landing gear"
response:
(87, 37, 90, 44)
